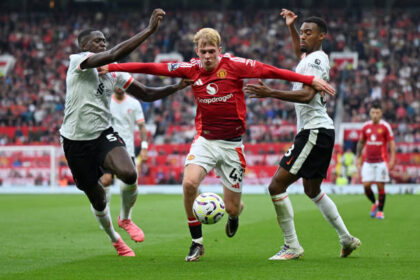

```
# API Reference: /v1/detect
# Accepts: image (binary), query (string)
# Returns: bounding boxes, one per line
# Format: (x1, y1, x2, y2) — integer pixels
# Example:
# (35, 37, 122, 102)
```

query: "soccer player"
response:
(99, 27, 335, 262)
(60, 9, 192, 256)
(98, 86, 151, 244)
(356, 101, 395, 219)
(244, 9, 360, 260)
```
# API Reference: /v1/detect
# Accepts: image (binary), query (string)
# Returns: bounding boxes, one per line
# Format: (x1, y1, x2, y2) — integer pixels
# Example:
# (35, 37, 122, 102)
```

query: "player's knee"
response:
(268, 177, 286, 195)
(118, 168, 137, 185)
(183, 178, 199, 195)
(91, 195, 107, 211)
(304, 188, 319, 199)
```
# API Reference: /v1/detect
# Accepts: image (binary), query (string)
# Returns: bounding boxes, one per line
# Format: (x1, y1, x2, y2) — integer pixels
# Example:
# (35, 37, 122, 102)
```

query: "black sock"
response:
(188, 218, 202, 240)
(364, 187, 376, 204)
(378, 190, 386, 211)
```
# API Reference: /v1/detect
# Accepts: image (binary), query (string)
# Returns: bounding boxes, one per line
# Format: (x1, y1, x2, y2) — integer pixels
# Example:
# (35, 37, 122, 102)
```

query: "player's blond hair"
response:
(193, 28, 221, 47)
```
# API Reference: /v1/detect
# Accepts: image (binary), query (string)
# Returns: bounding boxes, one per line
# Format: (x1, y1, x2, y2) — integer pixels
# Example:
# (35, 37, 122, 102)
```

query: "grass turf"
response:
(0, 193, 419, 280)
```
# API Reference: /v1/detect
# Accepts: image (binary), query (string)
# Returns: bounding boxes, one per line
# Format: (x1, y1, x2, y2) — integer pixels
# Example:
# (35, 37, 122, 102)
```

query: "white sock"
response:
(102, 184, 111, 205)
(91, 204, 120, 242)
(311, 192, 350, 241)
(192, 237, 203, 245)
(120, 182, 138, 220)
(271, 193, 300, 248)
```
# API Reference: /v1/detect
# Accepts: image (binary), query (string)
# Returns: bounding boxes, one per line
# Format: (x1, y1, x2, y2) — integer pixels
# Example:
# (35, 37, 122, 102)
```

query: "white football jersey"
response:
(110, 94, 145, 157)
(292, 50, 334, 131)
(60, 52, 134, 140)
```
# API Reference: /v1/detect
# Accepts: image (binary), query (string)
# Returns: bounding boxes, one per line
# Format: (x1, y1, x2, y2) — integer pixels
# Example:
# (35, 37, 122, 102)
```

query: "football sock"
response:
(312, 192, 350, 241)
(91, 204, 120, 242)
(188, 217, 202, 244)
(271, 193, 300, 248)
(364, 187, 376, 204)
(378, 189, 386, 211)
(120, 182, 138, 220)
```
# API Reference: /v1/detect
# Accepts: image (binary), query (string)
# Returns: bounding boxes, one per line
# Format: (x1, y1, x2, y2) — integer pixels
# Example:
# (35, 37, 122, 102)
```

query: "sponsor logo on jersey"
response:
(198, 93, 233, 104)
(308, 63, 323, 71)
(371, 134, 376, 141)
(194, 79, 203, 86)
(168, 63, 180, 71)
(315, 58, 321, 65)
(217, 69, 227, 79)
(206, 83, 219, 95)
(187, 154, 195, 160)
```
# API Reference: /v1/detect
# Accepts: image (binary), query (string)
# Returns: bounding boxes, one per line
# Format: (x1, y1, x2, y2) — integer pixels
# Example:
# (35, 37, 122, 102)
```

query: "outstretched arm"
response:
(99, 62, 187, 78)
(81, 9, 165, 69)
(244, 80, 317, 104)
(125, 79, 193, 102)
(280, 9, 301, 60)
(256, 63, 335, 95)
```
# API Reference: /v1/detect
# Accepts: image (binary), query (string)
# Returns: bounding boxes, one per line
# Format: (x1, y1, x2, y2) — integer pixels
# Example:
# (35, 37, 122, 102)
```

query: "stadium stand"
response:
(0, 6, 419, 185)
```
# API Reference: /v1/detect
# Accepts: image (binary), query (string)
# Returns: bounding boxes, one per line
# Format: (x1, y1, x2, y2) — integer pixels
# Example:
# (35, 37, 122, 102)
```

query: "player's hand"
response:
(280, 9, 298, 26)
(312, 77, 335, 96)
(97, 64, 109, 75)
(148, 8, 166, 33)
(140, 149, 148, 162)
(389, 158, 395, 170)
(177, 79, 194, 90)
(244, 80, 273, 99)
(356, 157, 362, 170)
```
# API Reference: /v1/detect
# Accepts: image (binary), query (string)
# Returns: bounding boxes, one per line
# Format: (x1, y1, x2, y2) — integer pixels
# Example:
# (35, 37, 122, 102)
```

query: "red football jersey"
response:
(109, 53, 314, 140)
(360, 120, 394, 163)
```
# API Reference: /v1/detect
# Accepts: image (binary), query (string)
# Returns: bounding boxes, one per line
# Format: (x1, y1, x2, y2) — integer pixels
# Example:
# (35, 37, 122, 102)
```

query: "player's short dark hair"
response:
(371, 101, 382, 110)
(77, 29, 96, 48)
(303, 17, 328, 34)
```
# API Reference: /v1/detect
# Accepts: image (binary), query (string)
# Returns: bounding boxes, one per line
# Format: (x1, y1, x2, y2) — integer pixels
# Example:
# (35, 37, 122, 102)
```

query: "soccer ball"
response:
(193, 193, 225, 225)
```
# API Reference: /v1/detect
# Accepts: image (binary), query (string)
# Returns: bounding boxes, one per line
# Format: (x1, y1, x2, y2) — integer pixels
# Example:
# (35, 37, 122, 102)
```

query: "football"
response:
(192, 193, 225, 224)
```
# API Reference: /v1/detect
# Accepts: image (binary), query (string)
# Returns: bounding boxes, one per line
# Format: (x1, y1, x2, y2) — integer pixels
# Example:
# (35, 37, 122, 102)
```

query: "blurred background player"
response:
(99, 27, 335, 262)
(60, 9, 192, 257)
(99, 86, 150, 244)
(356, 101, 396, 220)
(244, 9, 360, 260)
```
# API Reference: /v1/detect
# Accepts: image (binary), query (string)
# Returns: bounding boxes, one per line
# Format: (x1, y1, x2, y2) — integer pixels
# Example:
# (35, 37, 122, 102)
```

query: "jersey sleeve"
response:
(226, 55, 314, 85)
(108, 62, 194, 78)
(115, 72, 134, 90)
(133, 100, 145, 124)
(72, 52, 95, 73)
(360, 125, 367, 141)
(383, 122, 394, 141)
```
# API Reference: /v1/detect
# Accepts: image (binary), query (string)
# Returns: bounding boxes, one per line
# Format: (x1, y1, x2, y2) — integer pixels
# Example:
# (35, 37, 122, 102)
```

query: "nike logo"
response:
(286, 156, 294, 165)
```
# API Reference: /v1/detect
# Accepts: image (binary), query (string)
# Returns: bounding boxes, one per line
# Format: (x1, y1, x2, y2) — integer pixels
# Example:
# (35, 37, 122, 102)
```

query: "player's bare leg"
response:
(363, 182, 378, 217)
(223, 187, 243, 238)
(268, 167, 304, 260)
(375, 182, 386, 219)
(303, 178, 360, 257)
(103, 146, 137, 186)
(182, 164, 207, 261)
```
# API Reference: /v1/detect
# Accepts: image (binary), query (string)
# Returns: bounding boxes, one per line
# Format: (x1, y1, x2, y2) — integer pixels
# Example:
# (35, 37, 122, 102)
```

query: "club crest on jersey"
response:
(378, 128, 382, 133)
(168, 63, 180, 72)
(217, 69, 227, 79)
(187, 154, 195, 160)
(206, 83, 218, 95)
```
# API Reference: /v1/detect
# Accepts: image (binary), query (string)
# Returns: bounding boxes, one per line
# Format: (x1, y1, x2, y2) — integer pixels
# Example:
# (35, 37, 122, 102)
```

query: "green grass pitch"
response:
(0, 193, 419, 280)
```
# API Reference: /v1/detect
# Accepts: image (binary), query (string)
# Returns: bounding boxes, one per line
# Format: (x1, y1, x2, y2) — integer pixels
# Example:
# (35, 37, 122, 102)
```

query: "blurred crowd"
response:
(0, 9, 419, 145)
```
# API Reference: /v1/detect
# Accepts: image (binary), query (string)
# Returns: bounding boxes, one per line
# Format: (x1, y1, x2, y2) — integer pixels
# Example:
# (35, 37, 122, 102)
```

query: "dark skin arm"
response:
(125, 79, 193, 102)
(80, 9, 165, 69)
(244, 79, 317, 104)
(280, 9, 301, 60)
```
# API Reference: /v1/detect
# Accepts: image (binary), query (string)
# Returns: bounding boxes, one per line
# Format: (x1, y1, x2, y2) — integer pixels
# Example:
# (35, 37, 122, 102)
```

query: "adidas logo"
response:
(194, 79, 203, 86)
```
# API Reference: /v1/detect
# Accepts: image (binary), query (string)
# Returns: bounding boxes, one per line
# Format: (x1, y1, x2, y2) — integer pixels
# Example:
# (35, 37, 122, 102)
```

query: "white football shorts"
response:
(185, 136, 246, 193)
(361, 161, 390, 183)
